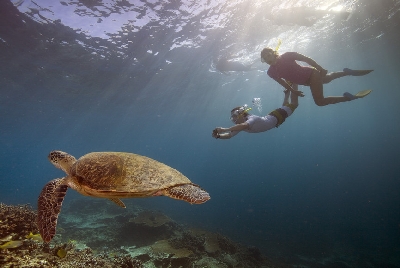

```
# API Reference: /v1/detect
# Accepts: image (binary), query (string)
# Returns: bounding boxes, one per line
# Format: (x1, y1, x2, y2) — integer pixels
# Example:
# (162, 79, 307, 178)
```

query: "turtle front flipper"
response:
(38, 178, 68, 243)
(163, 184, 210, 204)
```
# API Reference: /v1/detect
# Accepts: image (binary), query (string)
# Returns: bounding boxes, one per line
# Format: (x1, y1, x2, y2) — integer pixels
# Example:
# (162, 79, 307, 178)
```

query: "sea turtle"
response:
(38, 150, 210, 243)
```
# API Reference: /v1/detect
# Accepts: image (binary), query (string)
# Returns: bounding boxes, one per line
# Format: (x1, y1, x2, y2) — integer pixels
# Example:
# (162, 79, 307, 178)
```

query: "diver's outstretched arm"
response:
(282, 90, 290, 106)
(212, 123, 249, 139)
(290, 84, 299, 107)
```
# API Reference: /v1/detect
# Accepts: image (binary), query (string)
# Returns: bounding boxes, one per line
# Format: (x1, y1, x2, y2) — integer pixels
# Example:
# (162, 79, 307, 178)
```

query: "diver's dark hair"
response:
(231, 106, 241, 113)
(261, 47, 278, 62)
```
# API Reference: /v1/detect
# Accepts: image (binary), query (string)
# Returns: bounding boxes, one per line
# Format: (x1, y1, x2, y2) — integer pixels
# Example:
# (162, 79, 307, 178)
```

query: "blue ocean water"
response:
(1, 0, 400, 266)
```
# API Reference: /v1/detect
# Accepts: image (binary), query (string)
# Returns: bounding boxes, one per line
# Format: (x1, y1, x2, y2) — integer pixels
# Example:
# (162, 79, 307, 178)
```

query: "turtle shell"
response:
(70, 152, 192, 197)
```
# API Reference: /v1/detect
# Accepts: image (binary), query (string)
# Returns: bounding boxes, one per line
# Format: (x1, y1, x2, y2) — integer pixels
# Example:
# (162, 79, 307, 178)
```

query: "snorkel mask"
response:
(230, 104, 252, 123)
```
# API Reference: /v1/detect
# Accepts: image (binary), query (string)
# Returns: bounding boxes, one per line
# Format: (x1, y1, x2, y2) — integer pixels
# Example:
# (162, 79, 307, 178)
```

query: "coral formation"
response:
(0, 201, 280, 267)
(169, 230, 206, 253)
(188, 228, 222, 254)
(204, 233, 221, 254)
(0, 203, 38, 239)
(129, 210, 172, 227)
(193, 256, 229, 268)
(0, 203, 144, 268)
(151, 239, 194, 258)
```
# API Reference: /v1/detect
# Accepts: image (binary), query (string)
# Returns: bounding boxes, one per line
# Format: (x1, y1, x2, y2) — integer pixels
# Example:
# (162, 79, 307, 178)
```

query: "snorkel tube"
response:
(239, 104, 252, 115)
(274, 39, 282, 52)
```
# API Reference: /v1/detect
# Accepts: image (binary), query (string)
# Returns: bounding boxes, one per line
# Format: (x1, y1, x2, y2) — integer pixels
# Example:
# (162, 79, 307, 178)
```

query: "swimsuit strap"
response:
(268, 108, 288, 127)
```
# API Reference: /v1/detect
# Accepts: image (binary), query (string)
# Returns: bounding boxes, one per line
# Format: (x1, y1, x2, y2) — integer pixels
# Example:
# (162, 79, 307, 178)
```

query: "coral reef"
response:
(0, 203, 143, 268)
(130, 210, 172, 227)
(0, 203, 38, 239)
(151, 240, 194, 258)
(116, 210, 177, 248)
(169, 230, 206, 253)
(0, 201, 281, 267)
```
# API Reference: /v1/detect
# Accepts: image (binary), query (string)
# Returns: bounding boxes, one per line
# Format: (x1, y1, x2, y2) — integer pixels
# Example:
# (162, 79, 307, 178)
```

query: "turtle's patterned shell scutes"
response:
(72, 152, 192, 195)
(38, 151, 210, 244)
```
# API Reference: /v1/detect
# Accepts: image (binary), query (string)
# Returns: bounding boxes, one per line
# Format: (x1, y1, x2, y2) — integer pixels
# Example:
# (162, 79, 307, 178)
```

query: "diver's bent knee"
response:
(314, 100, 328, 106)
(322, 77, 332, 84)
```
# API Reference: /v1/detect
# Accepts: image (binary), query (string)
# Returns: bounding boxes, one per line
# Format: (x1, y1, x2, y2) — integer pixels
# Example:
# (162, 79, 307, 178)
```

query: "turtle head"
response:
(48, 151, 76, 175)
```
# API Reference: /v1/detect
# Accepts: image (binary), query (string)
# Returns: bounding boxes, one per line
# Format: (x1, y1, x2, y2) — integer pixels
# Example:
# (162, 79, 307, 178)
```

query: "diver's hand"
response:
(212, 128, 220, 138)
(293, 90, 305, 97)
(319, 68, 328, 77)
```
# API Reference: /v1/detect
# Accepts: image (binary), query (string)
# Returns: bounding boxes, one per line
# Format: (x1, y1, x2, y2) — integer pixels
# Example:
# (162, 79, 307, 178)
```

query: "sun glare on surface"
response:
(330, 5, 344, 12)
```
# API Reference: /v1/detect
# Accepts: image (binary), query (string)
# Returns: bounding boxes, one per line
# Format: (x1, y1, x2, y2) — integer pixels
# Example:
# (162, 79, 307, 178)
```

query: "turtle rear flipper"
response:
(38, 178, 68, 243)
(108, 198, 126, 208)
(164, 184, 210, 204)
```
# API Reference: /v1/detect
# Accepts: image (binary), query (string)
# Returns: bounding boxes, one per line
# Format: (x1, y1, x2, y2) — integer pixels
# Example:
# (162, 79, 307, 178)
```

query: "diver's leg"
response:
(322, 71, 347, 84)
(309, 70, 349, 106)
(323, 69, 374, 84)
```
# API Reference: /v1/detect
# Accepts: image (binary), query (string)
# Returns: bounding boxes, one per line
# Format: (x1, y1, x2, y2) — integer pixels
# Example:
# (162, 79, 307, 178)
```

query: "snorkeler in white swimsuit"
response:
(212, 84, 299, 139)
